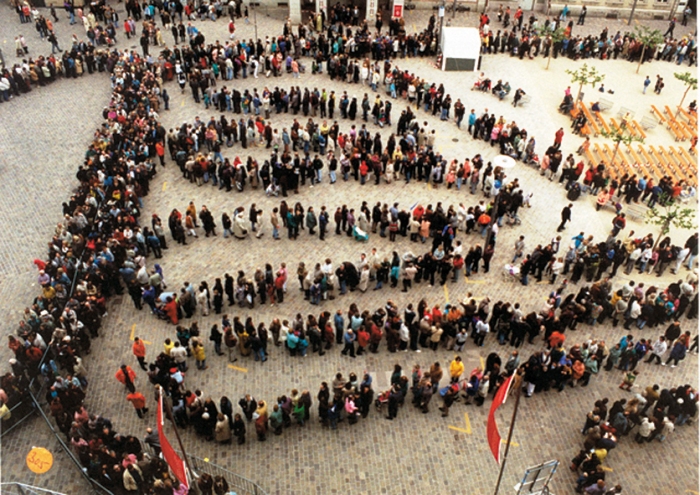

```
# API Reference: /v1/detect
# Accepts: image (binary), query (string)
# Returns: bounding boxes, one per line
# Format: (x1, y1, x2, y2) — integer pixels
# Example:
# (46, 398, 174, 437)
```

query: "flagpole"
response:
(160, 389, 198, 491)
(493, 383, 522, 495)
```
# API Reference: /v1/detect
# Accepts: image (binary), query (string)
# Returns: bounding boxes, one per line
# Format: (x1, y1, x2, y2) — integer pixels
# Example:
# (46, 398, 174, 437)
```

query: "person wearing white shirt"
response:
(638, 247, 654, 273)
(170, 342, 188, 371)
(645, 336, 668, 365)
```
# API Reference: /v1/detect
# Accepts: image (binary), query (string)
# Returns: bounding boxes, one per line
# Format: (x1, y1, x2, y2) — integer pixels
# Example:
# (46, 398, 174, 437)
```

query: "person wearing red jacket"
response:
(126, 392, 148, 418)
(155, 142, 165, 167)
(132, 337, 147, 371)
(116, 364, 136, 393)
(357, 326, 370, 355)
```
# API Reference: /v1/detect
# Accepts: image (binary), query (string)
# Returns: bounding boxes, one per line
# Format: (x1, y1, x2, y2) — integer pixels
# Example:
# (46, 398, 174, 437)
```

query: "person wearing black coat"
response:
(199, 206, 217, 237)
(238, 395, 257, 421)
(232, 413, 246, 444)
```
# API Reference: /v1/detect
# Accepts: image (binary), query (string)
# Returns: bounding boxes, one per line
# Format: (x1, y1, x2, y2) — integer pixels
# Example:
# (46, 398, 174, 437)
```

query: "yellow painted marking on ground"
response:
(447, 413, 472, 434)
(181, 99, 185, 106)
(480, 356, 485, 370)
(536, 281, 549, 285)
(129, 324, 151, 344)
(448, 413, 472, 435)
(443, 284, 449, 303)
(228, 364, 248, 373)
(501, 439, 519, 447)
(685, 490, 699, 494)
(464, 279, 487, 284)
(602, 466, 614, 472)
(462, 412, 472, 434)
(448, 425, 469, 433)
(162, 181, 167, 191)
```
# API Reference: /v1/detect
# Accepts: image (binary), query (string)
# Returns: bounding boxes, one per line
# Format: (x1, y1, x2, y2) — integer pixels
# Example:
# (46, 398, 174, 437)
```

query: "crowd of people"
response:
(0, 38, 197, 493)
(475, 7, 696, 67)
(1, 4, 698, 494)
(110, 283, 699, 495)
(571, 380, 696, 494)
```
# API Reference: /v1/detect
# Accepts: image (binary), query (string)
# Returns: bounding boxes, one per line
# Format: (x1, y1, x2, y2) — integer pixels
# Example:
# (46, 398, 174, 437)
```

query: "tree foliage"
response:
(646, 194, 696, 241)
(631, 26, 665, 73)
(674, 72, 698, 116)
(565, 64, 605, 102)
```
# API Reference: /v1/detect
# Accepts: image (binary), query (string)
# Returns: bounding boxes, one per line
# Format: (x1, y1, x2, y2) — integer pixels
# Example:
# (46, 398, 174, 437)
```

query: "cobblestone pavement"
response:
(0, 4, 698, 495)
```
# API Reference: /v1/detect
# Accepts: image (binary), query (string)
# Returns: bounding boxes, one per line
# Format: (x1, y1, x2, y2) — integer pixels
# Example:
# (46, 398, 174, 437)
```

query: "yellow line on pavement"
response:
(444, 285, 449, 303)
(602, 466, 614, 472)
(181, 99, 185, 106)
(480, 356, 485, 370)
(448, 425, 469, 433)
(129, 324, 151, 344)
(462, 412, 472, 434)
(228, 364, 248, 373)
(501, 439, 519, 447)
(464, 280, 486, 284)
(162, 181, 167, 191)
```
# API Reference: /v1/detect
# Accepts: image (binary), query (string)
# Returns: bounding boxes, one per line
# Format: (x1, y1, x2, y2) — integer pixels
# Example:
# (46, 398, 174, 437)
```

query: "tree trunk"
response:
(611, 140, 621, 165)
(546, 51, 552, 70)
(676, 85, 692, 119)
(636, 45, 646, 74)
(653, 222, 670, 250)
(576, 82, 584, 102)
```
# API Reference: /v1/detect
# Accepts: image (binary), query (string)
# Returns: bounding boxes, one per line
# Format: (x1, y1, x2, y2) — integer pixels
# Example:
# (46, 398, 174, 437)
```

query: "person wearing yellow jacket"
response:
(449, 356, 464, 384)
(193, 341, 208, 370)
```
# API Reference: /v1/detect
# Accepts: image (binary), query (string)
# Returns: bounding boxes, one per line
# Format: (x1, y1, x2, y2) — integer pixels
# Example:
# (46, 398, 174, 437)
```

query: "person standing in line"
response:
(557, 203, 572, 232)
(643, 76, 651, 94)
(342, 329, 356, 358)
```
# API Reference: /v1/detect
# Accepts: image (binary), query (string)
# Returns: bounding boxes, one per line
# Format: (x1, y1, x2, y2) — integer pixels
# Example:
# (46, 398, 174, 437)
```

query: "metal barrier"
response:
(0, 400, 37, 438)
(143, 445, 268, 495)
(0, 483, 67, 495)
(26, 392, 115, 495)
(187, 452, 268, 495)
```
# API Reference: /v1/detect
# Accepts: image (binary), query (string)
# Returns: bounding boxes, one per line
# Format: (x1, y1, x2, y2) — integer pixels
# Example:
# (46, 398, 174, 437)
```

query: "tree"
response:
(565, 64, 605, 103)
(599, 115, 644, 166)
(538, 26, 566, 70)
(631, 26, 665, 74)
(645, 195, 696, 249)
(674, 72, 698, 118)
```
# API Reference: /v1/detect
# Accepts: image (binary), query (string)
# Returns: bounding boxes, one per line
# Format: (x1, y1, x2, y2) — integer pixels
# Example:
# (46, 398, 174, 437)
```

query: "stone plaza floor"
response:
(0, 4, 698, 494)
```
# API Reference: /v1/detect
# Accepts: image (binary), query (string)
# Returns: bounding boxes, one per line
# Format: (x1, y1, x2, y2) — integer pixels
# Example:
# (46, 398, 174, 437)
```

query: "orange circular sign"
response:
(26, 447, 53, 474)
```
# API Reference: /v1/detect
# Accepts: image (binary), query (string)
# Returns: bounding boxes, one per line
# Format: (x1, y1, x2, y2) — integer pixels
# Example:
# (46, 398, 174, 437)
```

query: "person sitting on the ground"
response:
(492, 79, 503, 96)
(498, 82, 511, 100)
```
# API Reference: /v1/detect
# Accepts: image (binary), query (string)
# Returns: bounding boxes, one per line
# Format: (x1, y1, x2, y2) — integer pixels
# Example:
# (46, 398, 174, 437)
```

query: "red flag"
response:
(157, 395, 189, 489)
(486, 374, 514, 465)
